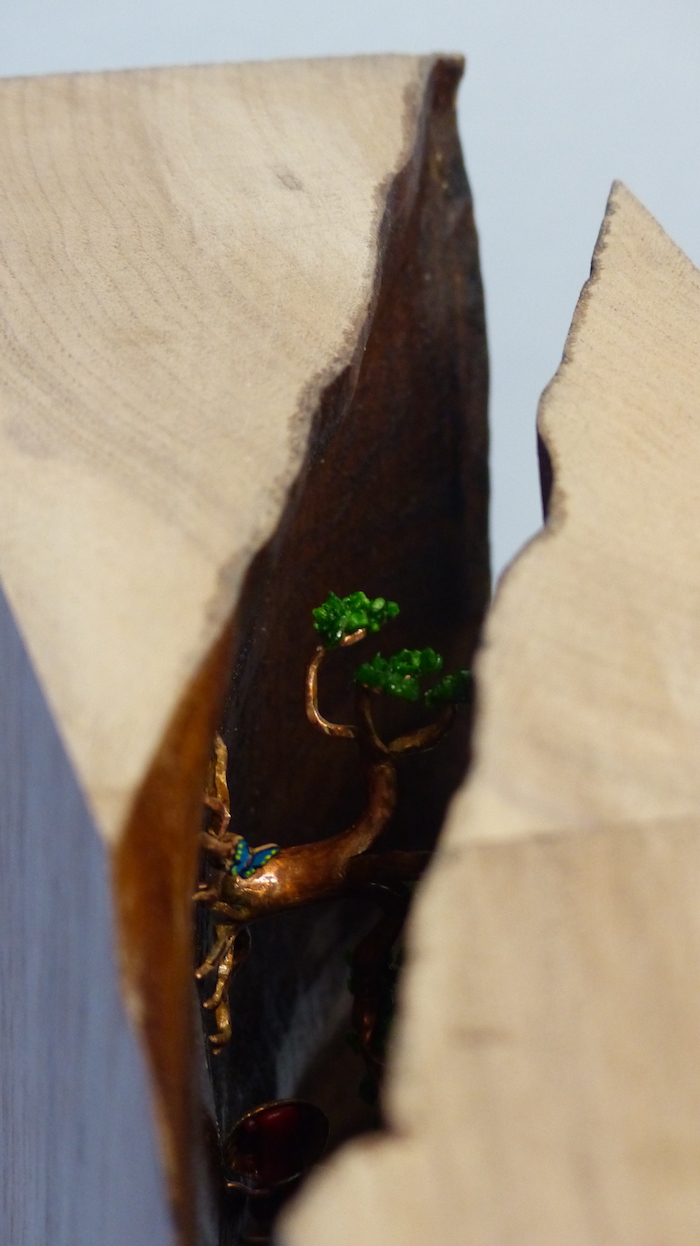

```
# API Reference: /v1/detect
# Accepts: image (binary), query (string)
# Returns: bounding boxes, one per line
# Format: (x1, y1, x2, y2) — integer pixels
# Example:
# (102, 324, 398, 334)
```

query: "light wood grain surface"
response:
(284, 186, 700, 1244)
(0, 56, 435, 844)
(450, 181, 700, 848)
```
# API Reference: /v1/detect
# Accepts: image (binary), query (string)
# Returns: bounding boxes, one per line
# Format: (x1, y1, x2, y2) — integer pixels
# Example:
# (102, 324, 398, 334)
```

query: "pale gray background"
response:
(2, 1, 699, 578)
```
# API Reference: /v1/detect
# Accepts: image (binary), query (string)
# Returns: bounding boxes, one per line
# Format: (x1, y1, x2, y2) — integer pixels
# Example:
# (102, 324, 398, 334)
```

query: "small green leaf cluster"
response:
(312, 590, 399, 649)
(424, 668, 472, 707)
(354, 648, 443, 701)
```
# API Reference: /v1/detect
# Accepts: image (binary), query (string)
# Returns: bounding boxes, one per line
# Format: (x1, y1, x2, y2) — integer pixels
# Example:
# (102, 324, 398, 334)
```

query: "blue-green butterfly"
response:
(229, 837, 280, 880)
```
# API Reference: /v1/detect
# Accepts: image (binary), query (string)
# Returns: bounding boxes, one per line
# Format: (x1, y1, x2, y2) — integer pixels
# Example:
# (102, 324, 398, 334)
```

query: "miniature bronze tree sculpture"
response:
(194, 591, 470, 1084)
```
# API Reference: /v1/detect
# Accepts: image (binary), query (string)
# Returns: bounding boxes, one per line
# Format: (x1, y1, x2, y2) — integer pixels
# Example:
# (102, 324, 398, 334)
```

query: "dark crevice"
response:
(194, 57, 490, 1244)
(537, 431, 553, 521)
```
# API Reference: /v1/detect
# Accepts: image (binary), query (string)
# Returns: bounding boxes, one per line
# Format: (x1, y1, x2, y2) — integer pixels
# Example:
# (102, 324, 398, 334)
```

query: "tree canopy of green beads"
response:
(312, 590, 399, 649)
(354, 648, 443, 701)
(312, 590, 472, 706)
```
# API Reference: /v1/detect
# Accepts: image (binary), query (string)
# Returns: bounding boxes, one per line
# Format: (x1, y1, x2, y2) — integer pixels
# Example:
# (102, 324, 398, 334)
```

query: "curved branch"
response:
(204, 735, 232, 835)
(389, 704, 455, 755)
(215, 749, 399, 927)
(355, 686, 389, 756)
(344, 850, 429, 887)
(305, 629, 366, 739)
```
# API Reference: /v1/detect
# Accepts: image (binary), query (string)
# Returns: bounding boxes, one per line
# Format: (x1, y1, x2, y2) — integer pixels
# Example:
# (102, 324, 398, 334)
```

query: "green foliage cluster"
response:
(354, 648, 442, 701)
(312, 589, 472, 707)
(354, 650, 471, 706)
(312, 590, 399, 649)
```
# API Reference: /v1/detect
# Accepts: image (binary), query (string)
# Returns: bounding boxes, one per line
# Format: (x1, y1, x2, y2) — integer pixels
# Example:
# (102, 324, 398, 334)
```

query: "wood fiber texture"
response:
(0, 55, 442, 846)
(283, 186, 700, 1244)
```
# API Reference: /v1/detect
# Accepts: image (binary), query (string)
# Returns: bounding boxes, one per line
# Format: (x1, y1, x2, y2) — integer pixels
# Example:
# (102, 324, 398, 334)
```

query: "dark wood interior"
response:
(203, 58, 490, 1245)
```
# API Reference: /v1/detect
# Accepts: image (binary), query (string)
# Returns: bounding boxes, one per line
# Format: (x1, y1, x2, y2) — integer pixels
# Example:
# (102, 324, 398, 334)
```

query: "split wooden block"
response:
(0, 56, 489, 1244)
(284, 184, 700, 1245)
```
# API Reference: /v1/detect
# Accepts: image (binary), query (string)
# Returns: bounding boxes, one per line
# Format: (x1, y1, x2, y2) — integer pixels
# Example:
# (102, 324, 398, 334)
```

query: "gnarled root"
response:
(195, 924, 252, 1051)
